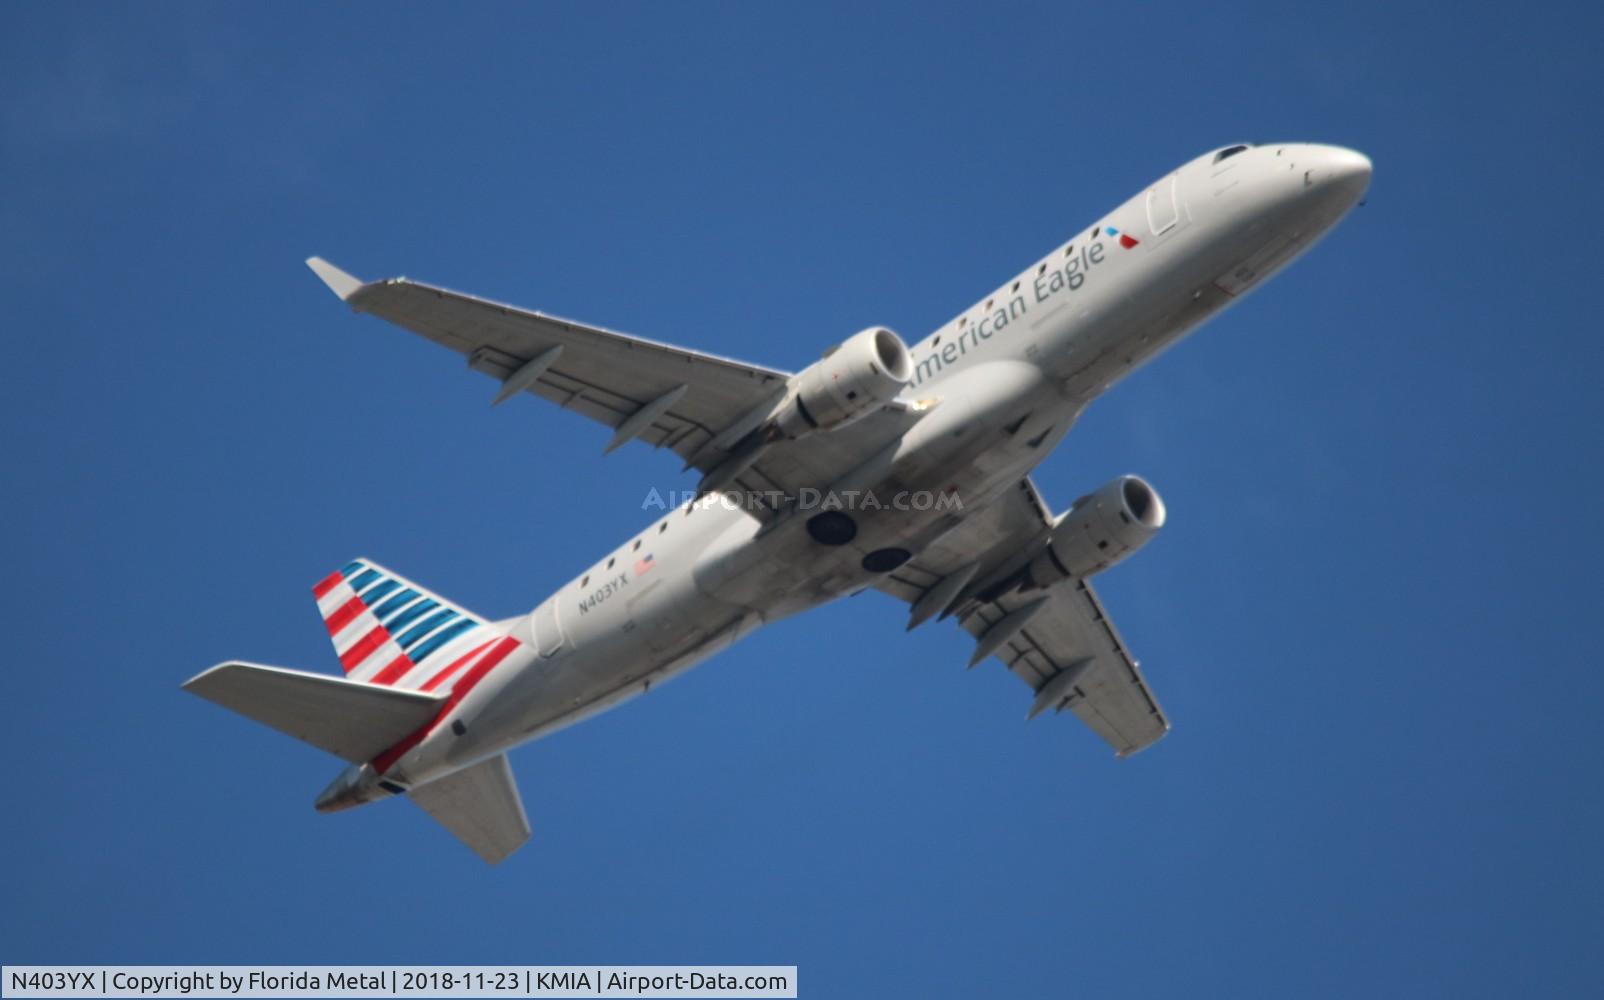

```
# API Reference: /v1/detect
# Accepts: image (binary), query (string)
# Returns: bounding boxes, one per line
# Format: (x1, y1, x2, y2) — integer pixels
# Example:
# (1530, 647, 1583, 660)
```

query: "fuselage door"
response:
(1146, 175, 1180, 235)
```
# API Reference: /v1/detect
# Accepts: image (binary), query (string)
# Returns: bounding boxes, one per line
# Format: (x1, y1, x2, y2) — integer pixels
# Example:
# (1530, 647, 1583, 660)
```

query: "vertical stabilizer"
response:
(312, 558, 503, 691)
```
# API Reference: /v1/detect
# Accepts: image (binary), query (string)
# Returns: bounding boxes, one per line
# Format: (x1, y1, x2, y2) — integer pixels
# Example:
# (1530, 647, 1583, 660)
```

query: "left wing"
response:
(878, 478, 1171, 757)
(306, 258, 920, 516)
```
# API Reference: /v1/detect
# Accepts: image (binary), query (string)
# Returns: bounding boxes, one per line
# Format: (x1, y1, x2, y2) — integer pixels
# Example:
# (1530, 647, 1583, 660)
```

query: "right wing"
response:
(409, 753, 531, 865)
(878, 478, 1171, 757)
(306, 258, 921, 516)
(958, 576, 1170, 756)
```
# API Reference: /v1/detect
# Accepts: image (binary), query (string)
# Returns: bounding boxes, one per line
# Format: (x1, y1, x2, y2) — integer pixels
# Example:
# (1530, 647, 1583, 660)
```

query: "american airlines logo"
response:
(1105, 224, 1141, 249)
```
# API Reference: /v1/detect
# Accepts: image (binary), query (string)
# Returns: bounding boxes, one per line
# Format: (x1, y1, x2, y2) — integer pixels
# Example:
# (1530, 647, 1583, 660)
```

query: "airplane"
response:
(184, 142, 1371, 863)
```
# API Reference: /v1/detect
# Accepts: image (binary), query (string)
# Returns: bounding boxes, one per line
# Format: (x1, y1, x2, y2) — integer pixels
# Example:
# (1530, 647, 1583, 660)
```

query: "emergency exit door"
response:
(1146, 175, 1179, 235)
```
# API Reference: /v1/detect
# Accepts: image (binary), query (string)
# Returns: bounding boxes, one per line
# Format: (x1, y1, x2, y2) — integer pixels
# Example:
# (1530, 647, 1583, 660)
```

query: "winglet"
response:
(305, 256, 365, 302)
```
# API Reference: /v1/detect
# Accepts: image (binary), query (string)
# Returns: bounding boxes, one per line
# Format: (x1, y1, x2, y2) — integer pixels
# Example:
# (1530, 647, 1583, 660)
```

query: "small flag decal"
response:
(634, 554, 655, 577)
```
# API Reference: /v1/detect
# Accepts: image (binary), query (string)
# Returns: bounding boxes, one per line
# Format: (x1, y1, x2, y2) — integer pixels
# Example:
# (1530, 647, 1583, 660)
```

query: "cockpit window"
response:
(1213, 144, 1251, 164)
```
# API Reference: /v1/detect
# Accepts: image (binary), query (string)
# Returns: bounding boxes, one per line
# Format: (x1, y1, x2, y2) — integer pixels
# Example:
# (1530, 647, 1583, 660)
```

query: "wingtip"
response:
(181, 661, 238, 692)
(305, 256, 365, 302)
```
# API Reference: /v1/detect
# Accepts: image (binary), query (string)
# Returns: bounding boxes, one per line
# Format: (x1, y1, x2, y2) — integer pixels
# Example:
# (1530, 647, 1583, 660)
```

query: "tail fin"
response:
(182, 662, 445, 763)
(312, 558, 502, 691)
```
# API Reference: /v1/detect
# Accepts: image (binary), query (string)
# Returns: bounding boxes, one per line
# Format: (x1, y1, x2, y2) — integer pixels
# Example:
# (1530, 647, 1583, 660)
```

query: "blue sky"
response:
(3, 2, 1601, 996)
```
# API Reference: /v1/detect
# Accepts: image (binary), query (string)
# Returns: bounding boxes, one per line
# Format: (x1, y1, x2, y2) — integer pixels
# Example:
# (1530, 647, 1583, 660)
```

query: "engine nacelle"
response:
(771, 327, 912, 439)
(1025, 475, 1166, 586)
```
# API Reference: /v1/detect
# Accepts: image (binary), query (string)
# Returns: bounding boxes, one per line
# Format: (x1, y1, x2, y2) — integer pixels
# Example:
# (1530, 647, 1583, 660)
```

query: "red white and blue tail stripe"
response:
(312, 558, 503, 692)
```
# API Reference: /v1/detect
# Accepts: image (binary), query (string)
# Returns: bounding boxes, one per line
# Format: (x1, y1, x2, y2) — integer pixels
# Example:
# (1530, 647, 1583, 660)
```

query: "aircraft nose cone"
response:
(1314, 145, 1372, 206)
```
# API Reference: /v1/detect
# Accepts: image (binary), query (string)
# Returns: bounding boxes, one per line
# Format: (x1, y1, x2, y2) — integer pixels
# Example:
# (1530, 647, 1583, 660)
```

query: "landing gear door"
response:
(531, 596, 565, 658)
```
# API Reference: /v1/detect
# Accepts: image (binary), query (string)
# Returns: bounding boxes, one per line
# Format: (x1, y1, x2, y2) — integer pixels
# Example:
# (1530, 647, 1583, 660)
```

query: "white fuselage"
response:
(379, 143, 1371, 791)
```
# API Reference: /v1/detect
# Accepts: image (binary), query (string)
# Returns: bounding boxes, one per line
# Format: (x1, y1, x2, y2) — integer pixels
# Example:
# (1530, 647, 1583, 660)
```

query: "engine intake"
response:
(1025, 475, 1166, 586)
(771, 327, 911, 439)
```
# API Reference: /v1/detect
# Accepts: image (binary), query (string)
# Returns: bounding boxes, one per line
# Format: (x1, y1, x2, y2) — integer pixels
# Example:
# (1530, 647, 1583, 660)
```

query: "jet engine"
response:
(1024, 475, 1166, 586)
(770, 326, 912, 439)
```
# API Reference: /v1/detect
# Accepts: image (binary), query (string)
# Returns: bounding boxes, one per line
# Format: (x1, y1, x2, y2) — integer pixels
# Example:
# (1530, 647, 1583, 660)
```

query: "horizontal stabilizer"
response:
(409, 754, 530, 864)
(183, 661, 444, 764)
